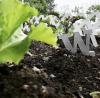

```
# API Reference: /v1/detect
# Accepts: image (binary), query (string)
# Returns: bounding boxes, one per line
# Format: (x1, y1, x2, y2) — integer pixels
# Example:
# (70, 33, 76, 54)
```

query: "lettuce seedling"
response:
(0, 0, 57, 64)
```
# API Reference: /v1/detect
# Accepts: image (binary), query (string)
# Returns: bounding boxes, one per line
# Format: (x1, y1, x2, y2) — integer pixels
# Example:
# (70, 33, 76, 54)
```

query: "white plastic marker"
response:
(59, 29, 96, 56)
(59, 12, 100, 56)
(82, 27, 98, 48)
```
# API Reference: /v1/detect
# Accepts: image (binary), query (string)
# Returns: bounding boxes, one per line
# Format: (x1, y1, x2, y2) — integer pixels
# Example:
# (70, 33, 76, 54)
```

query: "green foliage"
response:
(0, 0, 57, 64)
(20, 0, 55, 14)
(0, 0, 38, 43)
(45, 0, 55, 12)
(87, 5, 100, 14)
(86, 5, 100, 21)
(29, 23, 57, 46)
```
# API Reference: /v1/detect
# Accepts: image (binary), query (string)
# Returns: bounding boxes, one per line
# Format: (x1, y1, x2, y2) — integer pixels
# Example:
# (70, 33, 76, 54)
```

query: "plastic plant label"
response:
(59, 29, 98, 56)
(82, 28, 98, 47)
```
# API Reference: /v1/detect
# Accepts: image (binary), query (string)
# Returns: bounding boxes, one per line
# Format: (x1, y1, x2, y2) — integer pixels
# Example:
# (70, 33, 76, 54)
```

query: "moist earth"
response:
(0, 37, 100, 98)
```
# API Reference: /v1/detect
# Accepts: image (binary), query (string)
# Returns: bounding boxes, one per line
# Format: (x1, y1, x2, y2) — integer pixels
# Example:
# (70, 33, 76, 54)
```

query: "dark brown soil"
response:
(0, 37, 100, 98)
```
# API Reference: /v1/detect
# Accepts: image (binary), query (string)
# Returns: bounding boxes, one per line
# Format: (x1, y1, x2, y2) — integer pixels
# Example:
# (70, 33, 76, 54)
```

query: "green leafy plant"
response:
(0, 0, 57, 64)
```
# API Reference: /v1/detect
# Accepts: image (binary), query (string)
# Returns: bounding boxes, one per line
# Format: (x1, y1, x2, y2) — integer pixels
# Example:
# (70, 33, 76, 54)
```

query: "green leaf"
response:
(0, 0, 57, 64)
(0, 0, 37, 64)
(0, 0, 38, 43)
(0, 23, 57, 64)
(0, 28, 30, 64)
(29, 23, 57, 46)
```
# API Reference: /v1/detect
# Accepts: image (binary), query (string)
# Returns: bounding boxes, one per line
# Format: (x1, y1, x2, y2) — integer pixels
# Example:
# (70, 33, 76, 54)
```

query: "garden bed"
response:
(0, 37, 100, 98)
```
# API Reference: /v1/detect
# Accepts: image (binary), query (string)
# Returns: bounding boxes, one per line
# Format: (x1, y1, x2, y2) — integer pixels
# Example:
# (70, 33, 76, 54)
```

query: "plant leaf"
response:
(0, 0, 57, 64)
(29, 23, 57, 46)
(0, 28, 30, 64)
(0, 0, 38, 43)
(0, 0, 37, 64)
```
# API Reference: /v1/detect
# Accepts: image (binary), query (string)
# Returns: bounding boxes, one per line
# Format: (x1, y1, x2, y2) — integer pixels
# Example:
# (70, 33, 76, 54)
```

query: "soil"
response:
(0, 37, 100, 98)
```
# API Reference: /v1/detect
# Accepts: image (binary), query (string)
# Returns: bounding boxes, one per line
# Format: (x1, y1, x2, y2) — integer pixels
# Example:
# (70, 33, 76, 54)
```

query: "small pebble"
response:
(22, 84, 30, 90)
(50, 74, 56, 78)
